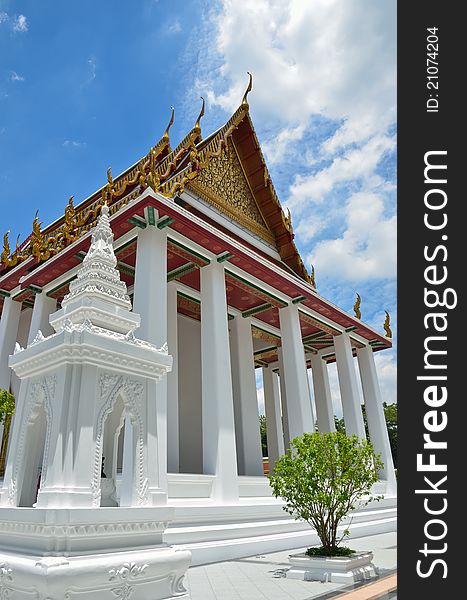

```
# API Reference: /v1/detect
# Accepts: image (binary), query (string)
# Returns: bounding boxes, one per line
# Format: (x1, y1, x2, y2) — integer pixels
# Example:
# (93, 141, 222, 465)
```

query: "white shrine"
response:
(0, 205, 191, 599)
(0, 77, 396, 595)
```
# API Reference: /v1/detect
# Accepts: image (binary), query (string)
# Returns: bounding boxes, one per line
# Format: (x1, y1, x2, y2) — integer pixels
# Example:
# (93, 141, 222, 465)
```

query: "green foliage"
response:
(0, 389, 15, 424)
(259, 415, 268, 457)
(382, 403, 397, 467)
(269, 431, 383, 554)
(306, 546, 355, 557)
(334, 416, 345, 434)
(334, 402, 398, 467)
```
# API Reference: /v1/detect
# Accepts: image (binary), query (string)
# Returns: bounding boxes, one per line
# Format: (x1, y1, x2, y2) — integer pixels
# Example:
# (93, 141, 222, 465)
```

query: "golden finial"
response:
(193, 97, 205, 135)
(1, 231, 10, 265)
(241, 71, 253, 108)
(107, 168, 113, 186)
(353, 293, 361, 319)
(384, 311, 392, 338)
(32, 210, 42, 235)
(310, 264, 316, 288)
(162, 106, 175, 142)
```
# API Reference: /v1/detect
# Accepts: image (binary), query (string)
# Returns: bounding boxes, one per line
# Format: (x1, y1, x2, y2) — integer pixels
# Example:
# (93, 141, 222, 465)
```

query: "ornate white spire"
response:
(50, 204, 140, 335)
(62, 204, 131, 311)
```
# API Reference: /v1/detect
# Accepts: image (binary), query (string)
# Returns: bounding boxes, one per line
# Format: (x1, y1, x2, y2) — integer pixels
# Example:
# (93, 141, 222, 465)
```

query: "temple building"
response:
(0, 76, 396, 572)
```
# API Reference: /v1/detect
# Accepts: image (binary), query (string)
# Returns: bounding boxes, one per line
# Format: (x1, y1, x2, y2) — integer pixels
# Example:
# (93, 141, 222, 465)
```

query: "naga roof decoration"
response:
(0, 74, 312, 285)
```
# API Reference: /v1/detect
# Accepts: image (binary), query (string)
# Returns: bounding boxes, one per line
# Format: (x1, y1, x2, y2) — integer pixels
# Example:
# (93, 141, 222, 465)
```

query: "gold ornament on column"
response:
(353, 293, 361, 319)
(383, 311, 392, 338)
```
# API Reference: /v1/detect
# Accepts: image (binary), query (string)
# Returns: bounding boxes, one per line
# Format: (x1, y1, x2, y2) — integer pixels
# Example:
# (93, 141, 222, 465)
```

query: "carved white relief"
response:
(30, 329, 45, 346)
(108, 561, 148, 600)
(172, 573, 188, 595)
(8, 375, 56, 506)
(0, 561, 13, 599)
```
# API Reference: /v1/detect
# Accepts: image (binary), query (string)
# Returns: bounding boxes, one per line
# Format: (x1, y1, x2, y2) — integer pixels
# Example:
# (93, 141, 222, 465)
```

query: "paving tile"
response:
(185, 532, 397, 600)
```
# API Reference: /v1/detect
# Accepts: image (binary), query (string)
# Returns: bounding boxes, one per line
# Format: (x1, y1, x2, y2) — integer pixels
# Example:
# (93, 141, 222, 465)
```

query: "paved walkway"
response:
(185, 532, 397, 600)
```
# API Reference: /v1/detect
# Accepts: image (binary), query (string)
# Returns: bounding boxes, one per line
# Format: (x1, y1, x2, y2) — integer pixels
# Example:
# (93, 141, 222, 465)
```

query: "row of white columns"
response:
(263, 330, 396, 496)
(0, 212, 395, 499)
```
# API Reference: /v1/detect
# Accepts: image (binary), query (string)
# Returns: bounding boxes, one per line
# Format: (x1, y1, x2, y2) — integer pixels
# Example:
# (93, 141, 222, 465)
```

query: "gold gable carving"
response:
(189, 139, 274, 244)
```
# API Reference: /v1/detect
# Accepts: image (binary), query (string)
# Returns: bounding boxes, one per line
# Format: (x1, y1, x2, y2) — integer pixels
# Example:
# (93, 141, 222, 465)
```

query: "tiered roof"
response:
(0, 74, 311, 286)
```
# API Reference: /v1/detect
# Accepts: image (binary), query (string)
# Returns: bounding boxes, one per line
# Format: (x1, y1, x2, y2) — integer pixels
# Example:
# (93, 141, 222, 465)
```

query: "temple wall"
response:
(178, 314, 203, 474)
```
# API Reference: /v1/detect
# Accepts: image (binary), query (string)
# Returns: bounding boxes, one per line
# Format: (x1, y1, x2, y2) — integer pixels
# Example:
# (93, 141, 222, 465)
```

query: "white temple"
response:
(0, 79, 396, 596)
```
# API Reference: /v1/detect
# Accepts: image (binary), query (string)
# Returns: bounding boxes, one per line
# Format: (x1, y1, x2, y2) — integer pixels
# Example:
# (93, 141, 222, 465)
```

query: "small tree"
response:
(269, 431, 383, 556)
(0, 389, 15, 424)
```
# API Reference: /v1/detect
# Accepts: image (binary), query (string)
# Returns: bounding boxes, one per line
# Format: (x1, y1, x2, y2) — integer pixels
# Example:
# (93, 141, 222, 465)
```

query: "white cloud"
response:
(166, 19, 182, 35)
(263, 122, 307, 165)
(195, 0, 396, 237)
(87, 57, 97, 82)
(81, 57, 97, 87)
(12, 14, 28, 32)
(287, 135, 395, 211)
(63, 140, 87, 148)
(1, 12, 28, 32)
(308, 192, 396, 281)
(10, 71, 25, 82)
(201, 1, 395, 138)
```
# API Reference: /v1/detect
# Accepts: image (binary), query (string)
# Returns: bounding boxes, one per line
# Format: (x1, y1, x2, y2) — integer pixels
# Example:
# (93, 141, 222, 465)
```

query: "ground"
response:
(185, 531, 396, 600)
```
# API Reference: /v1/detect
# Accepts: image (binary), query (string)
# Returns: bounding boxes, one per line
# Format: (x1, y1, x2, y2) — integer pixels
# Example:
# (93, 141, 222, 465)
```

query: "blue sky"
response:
(1, 0, 397, 410)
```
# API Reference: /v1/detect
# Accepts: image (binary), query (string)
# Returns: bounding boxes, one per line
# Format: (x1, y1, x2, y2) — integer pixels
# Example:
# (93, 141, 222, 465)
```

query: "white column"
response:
(277, 349, 290, 448)
(310, 354, 335, 433)
(230, 316, 263, 476)
(201, 261, 238, 502)
(0, 297, 22, 391)
(278, 304, 313, 440)
(167, 282, 179, 473)
(357, 345, 397, 496)
(133, 221, 167, 347)
(119, 416, 135, 506)
(334, 333, 366, 438)
(133, 217, 168, 495)
(263, 367, 284, 471)
(306, 368, 316, 428)
(27, 292, 56, 345)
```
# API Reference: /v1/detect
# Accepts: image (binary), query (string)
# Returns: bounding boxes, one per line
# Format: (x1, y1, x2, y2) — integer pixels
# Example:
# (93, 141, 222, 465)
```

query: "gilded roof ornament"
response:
(384, 311, 392, 338)
(353, 293, 361, 319)
(162, 106, 175, 143)
(1, 231, 10, 265)
(282, 207, 293, 233)
(241, 72, 253, 109)
(64, 196, 77, 243)
(193, 97, 205, 137)
(30, 211, 50, 262)
(309, 264, 316, 288)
